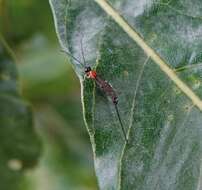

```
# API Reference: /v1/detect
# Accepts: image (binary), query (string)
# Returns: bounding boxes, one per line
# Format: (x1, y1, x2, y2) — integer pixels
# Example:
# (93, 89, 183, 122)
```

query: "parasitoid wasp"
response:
(61, 41, 128, 143)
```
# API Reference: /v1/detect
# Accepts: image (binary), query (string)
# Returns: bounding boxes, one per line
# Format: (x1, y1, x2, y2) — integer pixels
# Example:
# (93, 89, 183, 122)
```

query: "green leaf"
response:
(23, 105, 97, 190)
(0, 47, 41, 190)
(49, 0, 202, 189)
(0, 0, 55, 44)
(18, 45, 79, 100)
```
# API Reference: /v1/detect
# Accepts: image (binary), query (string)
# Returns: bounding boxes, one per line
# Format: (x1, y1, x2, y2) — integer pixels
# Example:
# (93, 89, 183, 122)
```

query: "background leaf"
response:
(1, 0, 98, 189)
(0, 45, 41, 190)
(50, 0, 202, 189)
(17, 38, 97, 190)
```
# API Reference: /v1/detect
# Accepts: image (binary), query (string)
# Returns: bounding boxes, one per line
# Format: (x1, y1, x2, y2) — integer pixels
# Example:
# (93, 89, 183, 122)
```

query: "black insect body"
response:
(85, 66, 127, 143)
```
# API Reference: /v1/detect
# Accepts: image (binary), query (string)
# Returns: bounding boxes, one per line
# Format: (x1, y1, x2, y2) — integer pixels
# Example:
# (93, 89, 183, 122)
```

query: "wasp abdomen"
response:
(94, 76, 118, 104)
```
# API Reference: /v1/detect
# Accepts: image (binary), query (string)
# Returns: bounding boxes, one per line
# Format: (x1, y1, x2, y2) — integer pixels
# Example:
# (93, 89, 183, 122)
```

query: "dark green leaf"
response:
(50, 0, 202, 189)
(0, 47, 41, 190)
(23, 105, 97, 190)
(18, 45, 79, 100)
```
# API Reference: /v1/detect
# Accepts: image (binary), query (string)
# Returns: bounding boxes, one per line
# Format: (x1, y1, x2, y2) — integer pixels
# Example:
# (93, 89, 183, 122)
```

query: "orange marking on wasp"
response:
(86, 70, 97, 79)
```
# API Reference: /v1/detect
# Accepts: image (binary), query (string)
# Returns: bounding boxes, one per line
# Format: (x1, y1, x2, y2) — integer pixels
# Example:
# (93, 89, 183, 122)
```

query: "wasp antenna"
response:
(60, 48, 85, 68)
(80, 36, 87, 67)
(114, 103, 128, 144)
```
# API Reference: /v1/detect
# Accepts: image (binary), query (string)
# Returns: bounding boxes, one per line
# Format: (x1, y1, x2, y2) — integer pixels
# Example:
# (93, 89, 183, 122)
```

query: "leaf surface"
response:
(49, 0, 202, 189)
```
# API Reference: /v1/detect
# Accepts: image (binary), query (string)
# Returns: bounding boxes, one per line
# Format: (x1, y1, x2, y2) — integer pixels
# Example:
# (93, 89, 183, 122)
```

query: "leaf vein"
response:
(118, 56, 149, 190)
(94, 0, 202, 111)
(156, 2, 202, 20)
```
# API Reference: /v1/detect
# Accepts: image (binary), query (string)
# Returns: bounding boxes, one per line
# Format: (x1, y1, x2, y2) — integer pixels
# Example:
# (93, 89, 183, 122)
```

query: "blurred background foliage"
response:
(0, 0, 97, 189)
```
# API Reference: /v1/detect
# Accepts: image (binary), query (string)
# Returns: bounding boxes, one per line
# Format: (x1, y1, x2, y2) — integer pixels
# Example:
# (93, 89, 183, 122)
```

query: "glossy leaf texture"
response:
(0, 47, 41, 190)
(49, 0, 202, 189)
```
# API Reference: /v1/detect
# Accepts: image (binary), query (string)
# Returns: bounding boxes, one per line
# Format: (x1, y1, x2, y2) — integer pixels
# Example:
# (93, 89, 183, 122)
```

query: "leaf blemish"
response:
(173, 86, 181, 95)
(0, 73, 10, 81)
(123, 70, 129, 77)
(7, 159, 23, 171)
(167, 114, 174, 121)
(192, 80, 201, 90)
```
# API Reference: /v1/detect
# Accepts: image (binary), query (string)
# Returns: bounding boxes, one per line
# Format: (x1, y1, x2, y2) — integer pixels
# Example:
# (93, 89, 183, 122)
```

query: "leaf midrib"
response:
(94, 0, 202, 111)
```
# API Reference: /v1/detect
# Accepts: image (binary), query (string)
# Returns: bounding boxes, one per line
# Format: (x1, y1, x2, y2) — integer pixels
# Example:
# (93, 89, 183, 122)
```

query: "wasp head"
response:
(85, 66, 91, 73)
